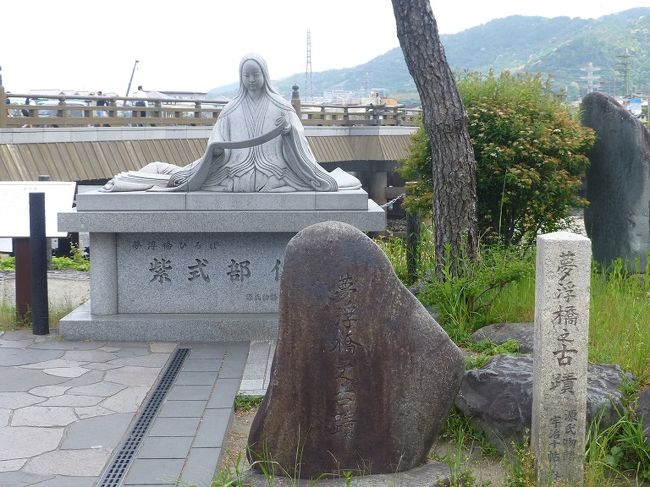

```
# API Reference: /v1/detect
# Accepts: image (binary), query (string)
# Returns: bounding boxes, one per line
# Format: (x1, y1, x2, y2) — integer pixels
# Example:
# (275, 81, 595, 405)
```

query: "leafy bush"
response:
(400, 71, 595, 246)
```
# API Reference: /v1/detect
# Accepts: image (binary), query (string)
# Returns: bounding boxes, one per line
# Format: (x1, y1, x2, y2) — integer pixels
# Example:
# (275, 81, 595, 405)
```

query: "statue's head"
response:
(241, 59, 265, 95)
(238, 53, 276, 97)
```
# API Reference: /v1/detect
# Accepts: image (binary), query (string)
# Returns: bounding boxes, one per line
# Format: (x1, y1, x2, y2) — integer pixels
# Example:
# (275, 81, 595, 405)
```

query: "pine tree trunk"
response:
(391, 0, 478, 277)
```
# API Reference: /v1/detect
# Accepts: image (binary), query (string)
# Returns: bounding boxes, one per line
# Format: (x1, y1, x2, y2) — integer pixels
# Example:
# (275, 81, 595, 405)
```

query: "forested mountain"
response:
(208, 8, 650, 103)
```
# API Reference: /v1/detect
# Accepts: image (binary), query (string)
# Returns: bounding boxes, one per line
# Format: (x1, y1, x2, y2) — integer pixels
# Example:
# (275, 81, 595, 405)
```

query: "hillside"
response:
(208, 8, 650, 103)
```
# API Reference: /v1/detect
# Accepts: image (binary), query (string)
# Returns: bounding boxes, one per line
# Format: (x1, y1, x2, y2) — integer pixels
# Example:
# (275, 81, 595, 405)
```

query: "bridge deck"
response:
(0, 126, 415, 183)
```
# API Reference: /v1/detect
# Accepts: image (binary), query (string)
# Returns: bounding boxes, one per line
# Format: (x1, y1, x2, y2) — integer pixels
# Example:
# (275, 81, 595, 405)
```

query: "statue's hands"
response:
(275, 114, 291, 135)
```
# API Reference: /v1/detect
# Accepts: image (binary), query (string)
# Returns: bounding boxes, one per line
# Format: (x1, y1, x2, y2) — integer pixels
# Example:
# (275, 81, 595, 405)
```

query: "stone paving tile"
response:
(42, 367, 89, 378)
(185, 345, 226, 359)
(104, 366, 161, 387)
(194, 408, 232, 448)
(113, 348, 150, 358)
(0, 367, 67, 392)
(21, 359, 83, 370)
(11, 406, 78, 427)
(149, 343, 177, 353)
(62, 350, 117, 362)
(74, 405, 115, 419)
(108, 354, 170, 368)
(174, 371, 218, 386)
(148, 417, 200, 437)
(166, 385, 212, 401)
(101, 386, 149, 413)
(0, 458, 27, 472)
(206, 378, 241, 409)
(181, 358, 221, 372)
(158, 399, 207, 418)
(137, 436, 193, 459)
(180, 447, 221, 487)
(61, 413, 133, 450)
(122, 458, 184, 485)
(0, 349, 63, 366)
(60, 370, 105, 388)
(29, 341, 104, 351)
(66, 381, 126, 397)
(219, 348, 250, 379)
(0, 426, 63, 460)
(41, 395, 103, 407)
(22, 448, 112, 476)
(0, 392, 46, 409)
(0, 470, 54, 486)
(82, 362, 123, 371)
(28, 476, 97, 487)
(29, 385, 70, 398)
(0, 339, 34, 349)
(0, 408, 9, 427)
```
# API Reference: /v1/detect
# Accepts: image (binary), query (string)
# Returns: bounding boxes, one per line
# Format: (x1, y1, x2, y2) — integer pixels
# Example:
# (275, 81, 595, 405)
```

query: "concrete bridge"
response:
(0, 125, 416, 204)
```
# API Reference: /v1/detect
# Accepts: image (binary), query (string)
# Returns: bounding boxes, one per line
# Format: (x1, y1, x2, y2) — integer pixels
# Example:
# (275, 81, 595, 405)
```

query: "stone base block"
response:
(59, 302, 278, 342)
(241, 461, 452, 486)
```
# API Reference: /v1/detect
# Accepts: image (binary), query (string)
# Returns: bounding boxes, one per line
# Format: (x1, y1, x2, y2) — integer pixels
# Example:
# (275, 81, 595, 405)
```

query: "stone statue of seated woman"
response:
(101, 53, 361, 193)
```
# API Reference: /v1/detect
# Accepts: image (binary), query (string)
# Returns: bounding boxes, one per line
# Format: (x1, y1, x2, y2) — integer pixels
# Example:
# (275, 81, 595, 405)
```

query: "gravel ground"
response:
(0, 269, 89, 310)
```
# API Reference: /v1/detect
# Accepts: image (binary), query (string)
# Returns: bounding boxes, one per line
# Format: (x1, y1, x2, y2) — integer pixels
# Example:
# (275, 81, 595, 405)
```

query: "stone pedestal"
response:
(57, 190, 384, 342)
(531, 232, 591, 486)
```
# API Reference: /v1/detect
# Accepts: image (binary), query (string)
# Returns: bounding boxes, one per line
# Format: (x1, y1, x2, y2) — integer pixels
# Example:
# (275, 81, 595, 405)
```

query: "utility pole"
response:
(616, 49, 633, 97)
(305, 30, 313, 101)
(580, 62, 601, 94)
(125, 60, 140, 98)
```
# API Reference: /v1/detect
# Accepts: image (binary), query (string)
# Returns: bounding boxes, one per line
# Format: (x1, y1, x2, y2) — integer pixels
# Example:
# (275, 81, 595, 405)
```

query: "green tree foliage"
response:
(400, 71, 595, 246)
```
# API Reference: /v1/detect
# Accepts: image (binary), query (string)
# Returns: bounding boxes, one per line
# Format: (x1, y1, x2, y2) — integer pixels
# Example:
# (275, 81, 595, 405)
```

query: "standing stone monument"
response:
(531, 232, 591, 486)
(582, 92, 650, 273)
(247, 221, 464, 481)
(57, 54, 384, 342)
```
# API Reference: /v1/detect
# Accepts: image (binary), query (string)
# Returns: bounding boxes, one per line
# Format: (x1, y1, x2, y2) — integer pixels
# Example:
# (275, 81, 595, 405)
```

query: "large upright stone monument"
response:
(531, 232, 591, 486)
(247, 221, 464, 481)
(582, 92, 650, 272)
(57, 54, 384, 342)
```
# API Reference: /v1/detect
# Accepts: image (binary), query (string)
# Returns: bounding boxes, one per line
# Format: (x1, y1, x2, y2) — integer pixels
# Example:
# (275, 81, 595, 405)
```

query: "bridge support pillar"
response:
(368, 170, 387, 205)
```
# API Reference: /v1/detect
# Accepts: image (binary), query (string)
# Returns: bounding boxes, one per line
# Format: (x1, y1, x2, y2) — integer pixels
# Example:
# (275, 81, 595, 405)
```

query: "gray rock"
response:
(471, 322, 534, 353)
(456, 354, 631, 452)
(637, 386, 650, 443)
(248, 221, 464, 479)
(582, 92, 650, 273)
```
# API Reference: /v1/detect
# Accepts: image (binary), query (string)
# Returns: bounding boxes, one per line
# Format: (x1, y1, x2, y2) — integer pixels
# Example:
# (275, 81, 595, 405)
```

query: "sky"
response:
(2, 0, 649, 96)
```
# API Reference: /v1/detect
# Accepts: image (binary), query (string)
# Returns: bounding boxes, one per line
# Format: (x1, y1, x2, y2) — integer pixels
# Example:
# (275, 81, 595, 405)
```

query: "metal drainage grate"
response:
(97, 347, 190, 487)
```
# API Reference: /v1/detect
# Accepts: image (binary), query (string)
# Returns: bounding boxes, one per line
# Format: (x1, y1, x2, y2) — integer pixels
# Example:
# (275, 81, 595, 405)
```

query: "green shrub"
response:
(399, 71, 595, 246)
(417, 244, 533, 344)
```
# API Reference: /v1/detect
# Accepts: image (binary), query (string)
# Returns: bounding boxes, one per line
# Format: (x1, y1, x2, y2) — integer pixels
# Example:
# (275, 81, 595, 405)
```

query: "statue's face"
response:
(242, 60, 265, 94)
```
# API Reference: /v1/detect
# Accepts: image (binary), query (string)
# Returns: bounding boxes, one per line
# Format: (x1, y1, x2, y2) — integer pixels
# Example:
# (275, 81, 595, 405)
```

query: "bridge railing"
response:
(1, 90, 421, 128)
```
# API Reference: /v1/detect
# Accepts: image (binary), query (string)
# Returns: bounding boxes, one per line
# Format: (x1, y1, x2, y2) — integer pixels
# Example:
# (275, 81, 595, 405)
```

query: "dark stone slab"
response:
(137, 436, 193, 459)
(179, 447, 222, 487)
(60, 413, 133, 449)
(206, 378, 241, 409)
(148, 417, 200, 437)
(456, 354, 632, 452)
(471, 322, 534, 353)
(248, 221, 464, 479)
(158, 400, 207, 418)
(582, 92, 650, 272)
(122, 458, 184, 485)
(194, 408, 232, 447)
(241, 461, 452, 486)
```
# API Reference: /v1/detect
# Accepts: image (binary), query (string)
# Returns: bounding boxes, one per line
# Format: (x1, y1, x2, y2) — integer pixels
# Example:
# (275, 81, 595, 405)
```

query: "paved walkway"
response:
(0, 329, 275, 487)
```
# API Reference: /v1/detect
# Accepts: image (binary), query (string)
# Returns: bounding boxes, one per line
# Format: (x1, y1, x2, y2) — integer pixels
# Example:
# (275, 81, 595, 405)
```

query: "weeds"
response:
(235, 395, 264, 412)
